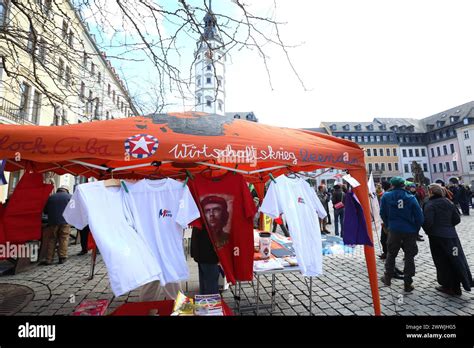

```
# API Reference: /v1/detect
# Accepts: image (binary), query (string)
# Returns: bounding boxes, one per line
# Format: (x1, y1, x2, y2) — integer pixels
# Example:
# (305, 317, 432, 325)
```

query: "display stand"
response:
(234, 268, 315, 316)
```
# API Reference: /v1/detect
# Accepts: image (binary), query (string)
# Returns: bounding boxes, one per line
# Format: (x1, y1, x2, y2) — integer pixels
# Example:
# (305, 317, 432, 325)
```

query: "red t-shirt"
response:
(188, 172, 257, 284)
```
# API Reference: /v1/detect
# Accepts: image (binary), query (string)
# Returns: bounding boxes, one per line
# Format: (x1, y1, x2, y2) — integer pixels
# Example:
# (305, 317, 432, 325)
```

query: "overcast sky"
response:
(223, 0, 474, 128)
(97, 0, 474, 128)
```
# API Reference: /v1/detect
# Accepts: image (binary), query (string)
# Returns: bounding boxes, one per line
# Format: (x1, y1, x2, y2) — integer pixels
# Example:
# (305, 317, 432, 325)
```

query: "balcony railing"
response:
(0, 96, 33, 124)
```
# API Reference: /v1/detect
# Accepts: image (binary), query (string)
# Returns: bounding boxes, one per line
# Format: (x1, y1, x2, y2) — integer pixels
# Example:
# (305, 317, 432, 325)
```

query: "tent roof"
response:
(0, 112, 365, 182)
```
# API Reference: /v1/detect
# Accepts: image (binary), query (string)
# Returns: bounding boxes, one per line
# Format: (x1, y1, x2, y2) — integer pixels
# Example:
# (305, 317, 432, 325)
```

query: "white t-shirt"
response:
(124, 179, 200, 285)
(62, 181, 162, 296)
(259, 175, 327, 277)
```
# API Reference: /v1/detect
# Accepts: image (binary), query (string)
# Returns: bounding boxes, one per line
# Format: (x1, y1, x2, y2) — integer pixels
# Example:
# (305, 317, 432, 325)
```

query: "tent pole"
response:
(351, 168, 382, 315)
(69, 160, 110, 171)
(248, 165, 288, 175)
(112, 161, 173, 172)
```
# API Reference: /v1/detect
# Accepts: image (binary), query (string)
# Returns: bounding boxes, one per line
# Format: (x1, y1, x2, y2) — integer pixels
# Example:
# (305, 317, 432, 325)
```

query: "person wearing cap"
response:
(380, 176, 424, 292)
(422, 184, 473, 296)
(41, 185, 72, 265)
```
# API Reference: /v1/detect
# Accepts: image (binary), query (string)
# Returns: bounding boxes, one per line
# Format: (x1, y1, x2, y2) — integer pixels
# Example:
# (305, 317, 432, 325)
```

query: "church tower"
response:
(194, 0, 225, 116)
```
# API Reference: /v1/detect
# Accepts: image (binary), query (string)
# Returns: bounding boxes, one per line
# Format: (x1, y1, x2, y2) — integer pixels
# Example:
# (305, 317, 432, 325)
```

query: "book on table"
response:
(194, 294, 224, 316)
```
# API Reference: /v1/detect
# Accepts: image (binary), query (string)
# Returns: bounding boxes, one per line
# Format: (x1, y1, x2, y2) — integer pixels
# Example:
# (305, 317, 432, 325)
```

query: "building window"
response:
(363, 136, 368, 142)
(439, 163, 443, 172)
(62, 20, 68, 39)
(106, 111, 110, 120)
(107, 84, 111, 96)
(367, 148, 371, 156)
(206, 100, 212, 107)
(31, 90, 41, 124)
(453, 161, 458, 171)
(388, 163, 392, 171)
(112, 90, 115, 103)
(393, 148, 397, 156)
(423, 163, 428, 172)
(0, 0, 10, 27)
(421, 148, 426, 157)
(381, 163, 385, 171)
(382, 135, 387, 142)
(375, 163, 379, 171)
(206, 77, 211, 84)
(368, 163, 373, 172)
(450, 143, 455, 154)
(207, 64, 211, 71)
(467, 146, 472, 155)
(197, 95, 202, 104)
(68, 30, 74, 47)
(91, 62, 95, 76)
(58, 58, 64, 81)
(19, 82, 30, 117)
(469, 162, 474, 171)
(431, 148, 435, 157)
(379, 148, 383, 156)
(38, 38, 46, 63)
(445, 162, 450, 172)
(98, 72, 101, 84)
(65, 66, 71, 87)
(376, 135, 381, 142)
(196, 77, 201, 86)
(443, 145, 447, 155)
(464, 130, 469, 139)
(408, 149, 413, 157)
(80, 81, 85, 100)
(437, 147, 441, 156)
(218, 102, 223, 111)
(26, 26, 35, 52)
(386, 148, 390, 156)
(83, 53, 88, 67)
(402, 149, 407, 157)
(116, 96, 119, 108)
(404, 164, 409, 173)
(415, 149, 419, 157)
(394, 163, 399, 171)
(369, 135, 374, 142)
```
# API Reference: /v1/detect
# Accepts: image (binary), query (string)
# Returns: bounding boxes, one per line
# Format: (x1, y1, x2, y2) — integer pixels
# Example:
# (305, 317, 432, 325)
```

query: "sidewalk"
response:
(0, 215, 473, 316)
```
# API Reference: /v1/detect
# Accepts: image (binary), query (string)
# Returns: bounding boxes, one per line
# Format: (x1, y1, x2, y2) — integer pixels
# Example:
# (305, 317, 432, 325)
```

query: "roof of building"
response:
(226, 111, 258, 122)
(321, 100, 474, 133)
(420, 101, 474, 130)
(304, 127, 328, 134)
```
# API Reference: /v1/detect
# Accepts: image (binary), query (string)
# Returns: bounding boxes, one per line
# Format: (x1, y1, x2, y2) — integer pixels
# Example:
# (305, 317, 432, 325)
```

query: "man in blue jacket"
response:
(380, 177, 424, 292)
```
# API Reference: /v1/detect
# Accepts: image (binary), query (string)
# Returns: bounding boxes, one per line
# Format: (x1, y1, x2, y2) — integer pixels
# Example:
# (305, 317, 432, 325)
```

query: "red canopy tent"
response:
(0, 112, 381, 315)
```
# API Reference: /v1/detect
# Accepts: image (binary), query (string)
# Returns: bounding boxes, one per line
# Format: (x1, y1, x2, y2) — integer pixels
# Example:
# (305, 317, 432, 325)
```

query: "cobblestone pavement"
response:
(1, 213, 473, 316)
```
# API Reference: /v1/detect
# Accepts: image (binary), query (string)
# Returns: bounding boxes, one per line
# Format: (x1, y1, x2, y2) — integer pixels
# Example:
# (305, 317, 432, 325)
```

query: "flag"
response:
(0, 159, 7, 185)
(368, 173, 382, 228)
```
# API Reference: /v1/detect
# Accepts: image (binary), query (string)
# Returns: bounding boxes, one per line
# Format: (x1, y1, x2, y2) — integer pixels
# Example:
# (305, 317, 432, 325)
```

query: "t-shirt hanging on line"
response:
(124, 178, 200, 285)
(63, 181, 162, 297)
(187, 172, 257, 284)
(259, 175, 327, 277)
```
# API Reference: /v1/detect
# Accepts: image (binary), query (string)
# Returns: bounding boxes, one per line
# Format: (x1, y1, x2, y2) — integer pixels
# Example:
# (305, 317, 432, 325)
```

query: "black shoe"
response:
(39, 261, 53, 266)
(78, 250, 88, 256)
(436, 286, 459, 296)
(58, 258, 67, 264)
(378, 253, 387, 260)
(404, 283, 415, 293)
(380, 275, 391, 286)
(393, 273, 404, 280)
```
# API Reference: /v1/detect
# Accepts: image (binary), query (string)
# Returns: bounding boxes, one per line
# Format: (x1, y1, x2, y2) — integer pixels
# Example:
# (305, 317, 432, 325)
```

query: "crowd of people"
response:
(316, 177, 473, 297)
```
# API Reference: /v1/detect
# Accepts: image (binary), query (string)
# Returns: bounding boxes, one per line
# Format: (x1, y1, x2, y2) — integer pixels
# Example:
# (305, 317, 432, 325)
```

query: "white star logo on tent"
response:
(129, 136, 154, 154)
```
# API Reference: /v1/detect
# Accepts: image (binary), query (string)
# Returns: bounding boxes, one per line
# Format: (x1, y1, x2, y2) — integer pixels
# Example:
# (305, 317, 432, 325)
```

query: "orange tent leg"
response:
(352, 168, 382, 316)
